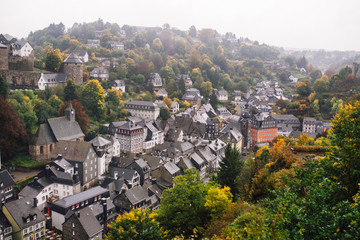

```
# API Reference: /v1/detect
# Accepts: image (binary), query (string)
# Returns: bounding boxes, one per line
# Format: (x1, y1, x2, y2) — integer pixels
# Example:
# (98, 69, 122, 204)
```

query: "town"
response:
(0, 19, 360, 240)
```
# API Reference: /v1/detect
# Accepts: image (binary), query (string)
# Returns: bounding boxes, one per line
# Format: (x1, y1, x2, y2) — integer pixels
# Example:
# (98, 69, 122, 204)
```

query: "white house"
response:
(156, 88, 168, 98)
(11, 39, 33, 57)
(38, 73, 67, 90)
(90, 66, 109, 80)
(148, 72, 162, 88)
(112, 80, 125, 92)
(71, 50, 89, 63)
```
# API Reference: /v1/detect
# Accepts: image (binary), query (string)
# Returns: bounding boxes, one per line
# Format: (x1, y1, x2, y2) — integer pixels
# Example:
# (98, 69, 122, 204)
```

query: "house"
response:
(110, 120, 144, 153)
(124, 100, 160, 120)
(87, 39, 100, 48)
(49, 186, 109, 231)
(217, 107, 232, 121)
(148, 72, 162, 88)
(206, 117, 221, 139)
(0, 170, 15, 203)
(19, 165, 81, 210)
(51, 141, 99, 189)
(2, 198, 46, 240)
(71, 50, 89, 63)
(108, 41, 124, 50)
(216, 89, 228, 102)
(62, 198, 116, 240)
(11, 39, 33, 57)
(156, 88, 168, 98)
(157, 162, 181, 188)
(251, 113, 277, 145)
(38, 73, 67, 90)
(108, 167, 140, 188)
(207, 139, 226, 170)
(197, 146, 217, 173)
(143, 119, 164, 152)
(190, 152, 207, 180)
(0, 211, 12, 240)
(233, 90, 242, 102)
(95, 30, 103, 38)
(29, 101, 85, 161)
(219, 126, 243, 151)
(271, 113, 300, 131)
(302, 117, 317, 138)
(90, 136, 113, 176)
(199, 103, 217, 117)
(182, 88, 201, 108)
(147, 184, 162, 210)
(113, 185, 150, 212)
(112, 79, 125, 92)
(170, 101, 179, 113)
(90, 66, 109, 81)
(101, 178, 128, 198)
(178, 74, 192, 89)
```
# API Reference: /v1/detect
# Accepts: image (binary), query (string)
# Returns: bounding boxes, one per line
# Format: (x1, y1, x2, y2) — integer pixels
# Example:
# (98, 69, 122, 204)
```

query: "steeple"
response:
(64, 100, 75, 122)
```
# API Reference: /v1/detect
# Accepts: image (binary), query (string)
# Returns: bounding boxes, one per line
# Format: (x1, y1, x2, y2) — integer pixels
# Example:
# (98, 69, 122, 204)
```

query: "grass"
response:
(9, 154, 49, 169)
(33, 67, 49, 73)
(15, 176, 35, 190)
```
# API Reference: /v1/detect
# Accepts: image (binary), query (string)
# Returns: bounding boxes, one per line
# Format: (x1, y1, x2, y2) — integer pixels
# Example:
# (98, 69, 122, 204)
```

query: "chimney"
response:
(33, 198, 38, 208)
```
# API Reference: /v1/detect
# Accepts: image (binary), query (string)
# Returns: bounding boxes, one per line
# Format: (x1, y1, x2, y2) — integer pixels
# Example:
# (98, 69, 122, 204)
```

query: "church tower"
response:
(64, 100, 75, 122)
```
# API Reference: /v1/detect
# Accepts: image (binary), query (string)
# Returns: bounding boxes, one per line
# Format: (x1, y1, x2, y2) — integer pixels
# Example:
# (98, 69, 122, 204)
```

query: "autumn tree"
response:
(189, 48, 202, 69)
(59, 100, 90, 134)
(189, 25, 197, 37)
(296, 79, 311, 97)
(200, 81, 213, 97)
(217, 144, 243, 198)
(137, 62, 151, 79)
(105, 209, 165, 240)
(198, 28, 215, 44)
(0, 97, 28, 161)
(45, 49, 63, 71)
(80, 80, 105, 120)
(105, 89, 122, 106)
(152, 38, 163, 52)
(163, 97, 172, 108)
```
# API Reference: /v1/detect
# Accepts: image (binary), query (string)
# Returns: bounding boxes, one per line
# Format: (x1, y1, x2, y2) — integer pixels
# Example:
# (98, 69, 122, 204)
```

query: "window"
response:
(72, 230, 75, 236)
(40, 146, 44, 154)
(29, 226, 33, 232)
(72, 222, 75, 228)
(23, 228, 28, 235)
(33, 215, 37, 220)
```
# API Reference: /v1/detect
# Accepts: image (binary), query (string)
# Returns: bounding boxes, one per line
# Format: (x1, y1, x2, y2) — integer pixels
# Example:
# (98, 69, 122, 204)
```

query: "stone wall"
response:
(0, 70, 41, 89)
(63, 62, 83, 85)
(29, 143, 54, 161)
(8, 51, 34, 71)
(353, 62, 360, 79)
(0, 46, 8, 70)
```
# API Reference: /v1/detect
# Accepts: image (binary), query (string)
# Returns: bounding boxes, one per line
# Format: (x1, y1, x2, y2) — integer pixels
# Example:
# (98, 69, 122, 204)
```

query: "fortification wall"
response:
(8, 51, 34, 71)
(0, 47, 8, 70)
(0, 70, 41, 89)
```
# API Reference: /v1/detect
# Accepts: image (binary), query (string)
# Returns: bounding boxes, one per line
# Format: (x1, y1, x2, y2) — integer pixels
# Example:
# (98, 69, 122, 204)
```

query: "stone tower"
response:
(63, 53, 83, 85)
(353, 62, 360, 79)
(0, 43, 8, 70)
(64, 100, 76, 122)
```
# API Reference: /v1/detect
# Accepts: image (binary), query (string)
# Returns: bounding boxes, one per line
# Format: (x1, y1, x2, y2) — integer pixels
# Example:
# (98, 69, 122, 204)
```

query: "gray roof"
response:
(52, 158, 74, 171)
(64, 52, 83, 64)
(148, 184, 162, 199)
(125, 100, 159, 108)
(30, 123, 56, 145)
(164, 162, 180, 175)
(0, 170, 15, 190)
(109, 167, 138, 181)
(181, 157, 195, 169)
(271, 113, 299, 122)
(89, 136, 111, 147)
(73, 206, 102, 237)
(90, 66, 109, 75)
(11, 39, 28, 50)
(197, 146, 216, 163)
(4, 197, 45, 230)
(135, 158, 149, 169)
(51, 141, 93, 162)
(47, 116, 84, 141)
(113, 80, 125, 86)
(53, 186, 108, 208)
(125, 185, 148, 205)
(0, 43, 7, 48)
(191, 152, 205, 166)
(41, 73, 67, 83)
(157, 88, 168, 95)
(71, 50, 88, 57)
(18, 185, 41, 198)
(233, 90, 242, 96)
(217, 89, 228, 96)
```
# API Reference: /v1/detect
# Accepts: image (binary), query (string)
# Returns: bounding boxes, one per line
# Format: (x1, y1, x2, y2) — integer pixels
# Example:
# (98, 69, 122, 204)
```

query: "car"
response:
(242, 152, 247, 156)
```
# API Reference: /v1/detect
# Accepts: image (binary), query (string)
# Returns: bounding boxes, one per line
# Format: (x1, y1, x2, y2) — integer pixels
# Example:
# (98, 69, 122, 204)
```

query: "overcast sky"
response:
(1, 0, 360, 51)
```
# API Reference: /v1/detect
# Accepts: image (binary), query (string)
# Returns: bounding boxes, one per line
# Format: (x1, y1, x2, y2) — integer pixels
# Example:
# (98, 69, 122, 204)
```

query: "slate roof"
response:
(125, 185, 148, 205)
(191, 152, 205, 166)
(41, 73, 67, 83)
(71, 50, 88, 58)
(113, 80, 125, 86)
(0, 43, 7, 48)
(53, 186, 108, 208)
(52, 158, 73, 171)
(4, 197, 45, 230)
(181, 157, 195, 170)
(47, 116, 84, 141)
(233, 90, 242, 96)
(18, 185, 41, 198)
(30, 123, 57, 145)
(11, 39, 28, 50)
(148, 184, 162, 199)
(157, 88, 168, 96)
(89, 136, 111, 147)
(109, 167, 138, 181)
(141, 155, 161, 170)
(164, 162, 180, 175)
(63, 52, 83, 63)
(90, 66, 109, 75)
(135, 158, 149, 169)
(197, 146, 216, 163)
(0, 170, 15, 190)
(51, 141, 93, 162)
(73, 206, 102, 237)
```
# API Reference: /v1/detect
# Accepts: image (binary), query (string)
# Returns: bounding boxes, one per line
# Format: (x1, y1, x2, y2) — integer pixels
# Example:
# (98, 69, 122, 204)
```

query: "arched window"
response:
(40, 146, 44, 154)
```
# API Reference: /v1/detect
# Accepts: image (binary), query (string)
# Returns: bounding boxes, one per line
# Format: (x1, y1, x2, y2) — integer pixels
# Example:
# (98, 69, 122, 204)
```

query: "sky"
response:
(1, 0, 360, 51)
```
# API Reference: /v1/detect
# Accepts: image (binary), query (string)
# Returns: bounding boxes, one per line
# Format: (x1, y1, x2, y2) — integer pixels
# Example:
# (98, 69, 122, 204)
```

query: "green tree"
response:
(313, 78, 329, 94)
(152, 38, 163, 52)
(296, 79, 311, 97)
(105, 209, 165, 240)
(217, 144, 243, 197)
(134, 74, 146, 85)
(0, 76, 9, 99)
(179, 75, 186, 94)
(209, 92, 218, 111)
(34, 98, 53, 124)
(45, 49, 63, 71)
(310, 69, 322, 81)
(159, 106, 171, 120)
(105, 89, 122, 106)
(48, 95, 63, 114)
(80, 80, 105, 120)
(64, 79, 78, 101)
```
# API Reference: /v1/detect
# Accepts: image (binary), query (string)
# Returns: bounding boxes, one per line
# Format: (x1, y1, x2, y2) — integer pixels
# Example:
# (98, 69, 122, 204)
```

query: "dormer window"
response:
(33, 214, 37, 220)
(26, 217, 30, 223)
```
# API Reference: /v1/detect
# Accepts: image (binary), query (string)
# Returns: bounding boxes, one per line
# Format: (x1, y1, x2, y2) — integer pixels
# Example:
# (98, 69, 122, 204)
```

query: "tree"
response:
(126, 58, 137, 76)
(198, 28, 215, 44)
(209, 92, 218, 111)
(296, 56, 308, 69)
(0, 76, 9, 99)
(310, 69, 322, 81)
(134, 74, 146, 85)
(34, 98, 54, 124)
(64, 79, 78, 101)
(217, 144, 243, 197)
(313, 78, 329, 94)
(200, 81, 213, 97)
(137, 62, 150, 79)
(80, 80, 105, 120)
(296, 79, 311, 97)
(0, 97, 27, 161)
(188, 48, 202, 69)
(189, 25, 197, 37)
(59, 100, 90, 134)
(179, 75, 186, 94)
(152, 38, 163, 52)
(163, 97, 172, 108)
(45, 49, 63, 71)
(159, 106, 171, 120)
(105, 209, 165, 240)
(105, 89, 122, 106)
(48, 95, 63, 113)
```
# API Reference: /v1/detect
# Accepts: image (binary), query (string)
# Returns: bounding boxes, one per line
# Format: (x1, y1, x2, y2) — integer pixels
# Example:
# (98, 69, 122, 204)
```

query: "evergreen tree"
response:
(209, 92, 218, 111)
(64, 79, 78, 101)
(217, 144, 243, 198)
(179, 75, 186, 94)
(0, 76, 9, 99)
